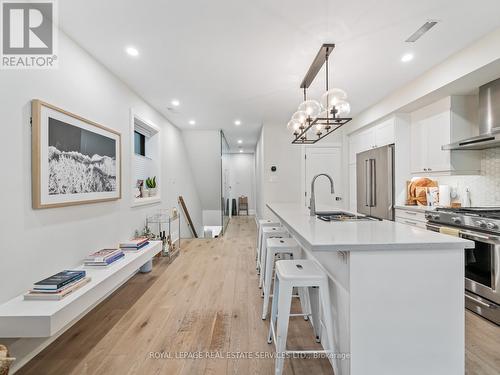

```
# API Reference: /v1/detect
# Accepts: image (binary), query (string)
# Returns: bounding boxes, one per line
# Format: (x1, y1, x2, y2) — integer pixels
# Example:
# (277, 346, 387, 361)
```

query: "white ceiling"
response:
(59, 0, 500, 152)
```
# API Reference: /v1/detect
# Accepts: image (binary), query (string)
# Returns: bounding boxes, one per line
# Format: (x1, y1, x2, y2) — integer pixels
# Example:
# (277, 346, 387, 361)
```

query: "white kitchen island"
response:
(267, 203, 474, 375)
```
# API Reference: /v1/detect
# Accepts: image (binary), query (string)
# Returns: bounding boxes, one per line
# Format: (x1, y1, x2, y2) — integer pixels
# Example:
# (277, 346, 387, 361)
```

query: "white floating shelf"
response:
(0, 241, 162, 338)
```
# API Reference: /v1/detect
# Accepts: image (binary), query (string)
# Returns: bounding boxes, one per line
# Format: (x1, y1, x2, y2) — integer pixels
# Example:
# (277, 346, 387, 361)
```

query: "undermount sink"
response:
(316, 211, 380, 222)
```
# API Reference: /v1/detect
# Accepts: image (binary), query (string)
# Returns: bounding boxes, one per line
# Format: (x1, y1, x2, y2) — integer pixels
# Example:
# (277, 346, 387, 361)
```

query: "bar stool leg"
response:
(319, 282, 338, 374)
(291, 248, 310, 322)
(259, 238, 268, 288)
(268, 276, 279, 344)
(256, 226, 262, 268)
(297, 287, 310, 322)
(308, 286, 322, 343)
(257, 230, 263, 273)
(262, 246, 275, 320)
(275, 282, 293, 375)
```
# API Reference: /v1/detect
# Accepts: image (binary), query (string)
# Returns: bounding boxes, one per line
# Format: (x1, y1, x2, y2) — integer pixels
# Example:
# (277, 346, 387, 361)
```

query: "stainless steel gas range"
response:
(426, 207, 500, 325)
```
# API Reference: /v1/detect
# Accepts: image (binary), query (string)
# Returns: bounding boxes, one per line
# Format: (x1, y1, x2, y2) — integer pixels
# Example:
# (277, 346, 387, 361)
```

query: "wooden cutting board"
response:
(406, 178, 438, 205)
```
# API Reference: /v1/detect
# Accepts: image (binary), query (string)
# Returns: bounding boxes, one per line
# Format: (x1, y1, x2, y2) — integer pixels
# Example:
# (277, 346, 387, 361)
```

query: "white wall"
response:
(257, 123, 302, 218)
(0, 32, 203, 370)
(229, 153, 256, 215)
(255, 123, 345, 219)
(255, 127, 265, 218)
(182, 130, 222, 228)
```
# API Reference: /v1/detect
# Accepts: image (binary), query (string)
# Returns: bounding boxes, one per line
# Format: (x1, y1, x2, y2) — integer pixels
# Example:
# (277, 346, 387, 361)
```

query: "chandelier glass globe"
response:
(291, 110, 307, 126)
(321, 88, 347, 110)
(286, 120, 301, 133)
(334, 99, 351, 117)
(298, 99, 321, 118)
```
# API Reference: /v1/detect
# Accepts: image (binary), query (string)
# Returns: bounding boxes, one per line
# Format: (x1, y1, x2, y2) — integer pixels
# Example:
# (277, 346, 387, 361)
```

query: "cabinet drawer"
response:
(395, 208, 426, 222)
(395, 216, 427, 229)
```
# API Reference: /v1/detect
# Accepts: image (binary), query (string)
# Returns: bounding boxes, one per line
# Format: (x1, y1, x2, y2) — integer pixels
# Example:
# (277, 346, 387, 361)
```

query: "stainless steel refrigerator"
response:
(356, 144, 395, 220)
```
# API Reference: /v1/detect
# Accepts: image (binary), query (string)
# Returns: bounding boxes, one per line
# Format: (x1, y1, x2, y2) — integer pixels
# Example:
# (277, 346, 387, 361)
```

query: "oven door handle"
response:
(460, 230, 499, 242)
(465, 293, 497, 309)
(426, 224, 499, 242)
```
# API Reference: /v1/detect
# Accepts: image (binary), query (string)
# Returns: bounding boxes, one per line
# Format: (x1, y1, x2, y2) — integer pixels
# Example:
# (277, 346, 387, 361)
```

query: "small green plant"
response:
(146, 176, 157, 189)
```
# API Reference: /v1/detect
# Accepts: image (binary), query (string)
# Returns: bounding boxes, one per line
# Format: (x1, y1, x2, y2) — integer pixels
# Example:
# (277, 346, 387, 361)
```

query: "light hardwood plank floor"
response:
(18, 216, 332, 375)
(18, 216, 499, 375)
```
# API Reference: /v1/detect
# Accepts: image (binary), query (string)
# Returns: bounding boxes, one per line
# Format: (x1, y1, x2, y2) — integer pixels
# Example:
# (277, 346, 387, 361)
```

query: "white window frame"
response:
(130, 109, 162, 207)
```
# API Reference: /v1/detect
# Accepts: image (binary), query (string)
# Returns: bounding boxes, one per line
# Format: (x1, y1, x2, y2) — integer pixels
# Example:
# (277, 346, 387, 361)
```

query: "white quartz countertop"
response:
(267, 203, 474, 251)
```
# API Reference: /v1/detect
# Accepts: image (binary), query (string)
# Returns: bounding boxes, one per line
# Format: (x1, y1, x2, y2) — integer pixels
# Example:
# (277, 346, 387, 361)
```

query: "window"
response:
(131, 112, 161, 206)
(134, 131, 146, 156)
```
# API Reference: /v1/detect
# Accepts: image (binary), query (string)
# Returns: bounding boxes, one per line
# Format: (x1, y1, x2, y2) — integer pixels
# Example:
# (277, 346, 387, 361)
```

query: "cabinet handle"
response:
(404, 220, 417, 226)
(404, 211, 417, 215)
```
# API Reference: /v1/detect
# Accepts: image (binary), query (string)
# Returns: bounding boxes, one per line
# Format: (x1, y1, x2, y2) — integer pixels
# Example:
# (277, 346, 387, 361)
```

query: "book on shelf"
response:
(85, 248, 122, 263)
(33, 270, 86, 291)
(24, 277, 91, 301)
(120, 240, 150, 251)
(84, 252, 124, 267)
(120, 237, 149, 247)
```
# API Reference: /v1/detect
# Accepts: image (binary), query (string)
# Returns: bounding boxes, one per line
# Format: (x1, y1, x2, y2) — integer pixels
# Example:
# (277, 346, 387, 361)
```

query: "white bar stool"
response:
(262, 237, 302, 320)
(268, 259, 337, 375)
(256, 219, 280, 271)
(258, 227, 289, 288)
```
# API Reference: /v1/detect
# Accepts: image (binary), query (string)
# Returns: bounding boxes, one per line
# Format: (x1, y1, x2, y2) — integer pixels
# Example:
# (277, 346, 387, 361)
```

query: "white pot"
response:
(142, 189, 150, 198)
(149, 188, 157, 196)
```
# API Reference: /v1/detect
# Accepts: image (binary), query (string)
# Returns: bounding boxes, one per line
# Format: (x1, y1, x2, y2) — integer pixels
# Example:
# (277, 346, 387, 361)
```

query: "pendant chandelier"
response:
(288, 44, 352, 144)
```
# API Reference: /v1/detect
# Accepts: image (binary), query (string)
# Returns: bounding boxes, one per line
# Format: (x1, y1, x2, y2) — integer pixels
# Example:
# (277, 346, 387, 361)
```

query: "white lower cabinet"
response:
(395, 208, 427, 228)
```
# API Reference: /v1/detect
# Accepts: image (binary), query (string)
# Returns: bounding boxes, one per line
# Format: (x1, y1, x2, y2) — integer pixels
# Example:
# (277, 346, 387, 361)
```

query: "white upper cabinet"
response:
(348, 117, 395, 164)
(374, 119, 395, 148)
(410, 96, 481, 175)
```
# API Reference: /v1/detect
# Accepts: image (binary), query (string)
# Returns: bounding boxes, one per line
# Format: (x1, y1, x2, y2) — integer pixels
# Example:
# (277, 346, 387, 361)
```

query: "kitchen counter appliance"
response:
(426, 207, 500, 324)
(443, 77, 500, 150)
(356, 144, 395, 220)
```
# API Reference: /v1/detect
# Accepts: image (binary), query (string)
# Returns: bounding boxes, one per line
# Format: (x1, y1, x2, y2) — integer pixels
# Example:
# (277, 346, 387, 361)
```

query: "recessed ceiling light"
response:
(239, 150, 243, 153)
(171, 99, 180, 106)
(401, 53, 414, 63)
(125, 46, 139, 57)
(189, 120, 196, 125)
(234, 120, 241, 126)
(237, 139, 243, 144)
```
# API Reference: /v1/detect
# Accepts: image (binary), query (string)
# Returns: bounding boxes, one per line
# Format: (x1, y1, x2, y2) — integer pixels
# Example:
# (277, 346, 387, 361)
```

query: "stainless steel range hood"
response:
(443, 78, 500, 150)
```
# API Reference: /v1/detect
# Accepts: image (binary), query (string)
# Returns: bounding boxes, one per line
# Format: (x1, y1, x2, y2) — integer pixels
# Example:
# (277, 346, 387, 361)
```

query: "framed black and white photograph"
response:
(32, 100, 121, 208)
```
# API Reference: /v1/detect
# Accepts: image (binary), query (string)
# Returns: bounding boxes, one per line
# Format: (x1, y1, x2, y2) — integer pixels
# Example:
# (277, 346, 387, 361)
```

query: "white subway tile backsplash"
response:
(437, 148, 500, 206)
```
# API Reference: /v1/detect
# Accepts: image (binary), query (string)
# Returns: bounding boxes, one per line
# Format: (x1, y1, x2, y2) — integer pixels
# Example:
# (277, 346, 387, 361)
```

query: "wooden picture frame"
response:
(32, 100, 122, 209)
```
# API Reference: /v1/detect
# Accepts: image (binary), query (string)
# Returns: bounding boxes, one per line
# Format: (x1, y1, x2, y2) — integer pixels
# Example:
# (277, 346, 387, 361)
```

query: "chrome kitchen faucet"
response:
(309, 173, 335, 216)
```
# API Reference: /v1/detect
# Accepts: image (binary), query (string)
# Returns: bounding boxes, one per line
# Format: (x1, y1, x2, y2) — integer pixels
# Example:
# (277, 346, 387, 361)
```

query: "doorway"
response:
(303, 146, 343, 211)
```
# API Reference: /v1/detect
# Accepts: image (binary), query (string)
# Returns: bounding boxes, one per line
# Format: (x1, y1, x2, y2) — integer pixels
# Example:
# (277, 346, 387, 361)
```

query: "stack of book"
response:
(24, 270, 90, 301)
(119, 237, 149, 251)
(84, 248, 124, 267)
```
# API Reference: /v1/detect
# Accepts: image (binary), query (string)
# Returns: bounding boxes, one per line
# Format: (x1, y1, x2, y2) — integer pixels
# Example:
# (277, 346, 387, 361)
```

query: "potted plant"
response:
(146, 176, 157, 196)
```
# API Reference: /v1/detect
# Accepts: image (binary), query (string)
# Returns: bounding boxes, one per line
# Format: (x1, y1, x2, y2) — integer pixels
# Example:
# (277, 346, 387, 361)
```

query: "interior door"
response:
(304, 147, 343, 211)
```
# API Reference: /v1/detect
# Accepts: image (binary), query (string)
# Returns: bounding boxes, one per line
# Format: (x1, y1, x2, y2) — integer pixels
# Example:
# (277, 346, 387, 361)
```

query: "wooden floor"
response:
(18, 216, 499, 375)
(18, 216, 332, 375)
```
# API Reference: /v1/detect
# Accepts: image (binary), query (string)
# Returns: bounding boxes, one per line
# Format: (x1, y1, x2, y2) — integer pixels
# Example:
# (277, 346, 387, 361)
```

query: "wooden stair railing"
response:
(178, 196, 198, 238)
